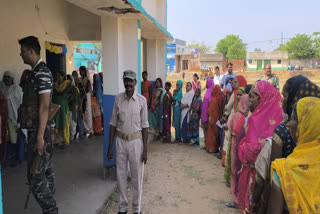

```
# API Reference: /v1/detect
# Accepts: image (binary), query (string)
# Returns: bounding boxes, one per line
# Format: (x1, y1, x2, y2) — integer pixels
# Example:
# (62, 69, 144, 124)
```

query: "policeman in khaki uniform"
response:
(108, 70, 149, 214)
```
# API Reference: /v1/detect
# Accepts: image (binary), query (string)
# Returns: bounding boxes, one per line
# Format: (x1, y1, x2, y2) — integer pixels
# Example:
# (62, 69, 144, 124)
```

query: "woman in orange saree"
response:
(206, 85, 223, 153)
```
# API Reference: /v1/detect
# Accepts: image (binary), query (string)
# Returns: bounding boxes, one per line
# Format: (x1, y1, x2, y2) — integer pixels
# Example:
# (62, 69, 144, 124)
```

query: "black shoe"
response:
(133, 213, 141, 214)
(118, 212, 127, 214)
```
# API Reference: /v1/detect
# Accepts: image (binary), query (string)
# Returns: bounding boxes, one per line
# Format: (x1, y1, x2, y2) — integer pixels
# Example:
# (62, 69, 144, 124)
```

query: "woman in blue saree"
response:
(172, 80, 183, 143)
(148, 78, 165, 135)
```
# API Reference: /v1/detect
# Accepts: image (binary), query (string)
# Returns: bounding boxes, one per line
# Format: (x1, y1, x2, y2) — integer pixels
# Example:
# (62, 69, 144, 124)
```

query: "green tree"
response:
(215, 34, 247, 60)
(254, 48, 261, 52)
(313, 32, 320, 58)
(275, 34, 314, 59)
(187, 41, 212, 54)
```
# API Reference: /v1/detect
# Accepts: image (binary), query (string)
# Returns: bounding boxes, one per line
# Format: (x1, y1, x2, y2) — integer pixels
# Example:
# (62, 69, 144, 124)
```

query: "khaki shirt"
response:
(261, 73, 280, 89)
(110, 92, 149, 135)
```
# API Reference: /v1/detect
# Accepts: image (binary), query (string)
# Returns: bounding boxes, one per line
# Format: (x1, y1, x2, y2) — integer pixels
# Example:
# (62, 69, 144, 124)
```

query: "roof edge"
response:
(127, 0, 174, 41)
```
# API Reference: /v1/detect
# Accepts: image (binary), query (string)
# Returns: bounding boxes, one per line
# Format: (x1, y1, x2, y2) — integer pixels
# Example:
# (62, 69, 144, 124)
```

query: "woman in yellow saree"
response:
(268, 97, 320, 214)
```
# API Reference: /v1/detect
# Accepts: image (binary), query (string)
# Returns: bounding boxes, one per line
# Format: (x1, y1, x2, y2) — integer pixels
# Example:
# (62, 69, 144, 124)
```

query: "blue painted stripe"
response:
(165, 42, 167, 82)
(103, 95, 116, 166)
(128, 0, 174, 41)
(137, 20, 142, 93)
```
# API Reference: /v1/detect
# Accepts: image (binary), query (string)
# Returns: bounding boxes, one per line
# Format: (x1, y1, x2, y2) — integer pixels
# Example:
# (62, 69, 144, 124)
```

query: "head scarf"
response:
(173, 80, 183, 102)
(271, 97, 320, 214)
(211, 84, 223, 117)
(231, 94, 249, 136)
(80, 67, 92, 93)
(93, 73, 103, 106)
(284, 75, 308, 116)
(201, 78, 214, 123)
(181, 82, 194, 126)
(286, 76, 320, 117)
(150, 78, 164, 111)
(296, 97, 320, 144)
(236, 75, 247, 90)
(0, 71, 23, 125)
(233, 75, 247, 110)
(0, 71, 18, 94)
(195, 87, 201, 97)
(238, 80, 282, 211)
(67, 75, 75, 86)
(240, 80, 282, 162)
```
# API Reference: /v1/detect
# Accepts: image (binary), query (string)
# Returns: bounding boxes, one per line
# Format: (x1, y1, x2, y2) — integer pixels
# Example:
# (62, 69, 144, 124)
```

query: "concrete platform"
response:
(2, 135, 116, 214)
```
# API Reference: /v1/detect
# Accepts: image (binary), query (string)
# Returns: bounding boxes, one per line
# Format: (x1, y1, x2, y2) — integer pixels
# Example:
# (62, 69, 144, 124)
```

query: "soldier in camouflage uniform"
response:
(19, 36, 58, 214)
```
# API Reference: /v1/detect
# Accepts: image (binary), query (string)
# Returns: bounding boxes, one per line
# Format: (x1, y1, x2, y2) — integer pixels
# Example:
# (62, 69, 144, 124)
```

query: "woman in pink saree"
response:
(238, 80, 282, 213)
(226, 94, 249, 208)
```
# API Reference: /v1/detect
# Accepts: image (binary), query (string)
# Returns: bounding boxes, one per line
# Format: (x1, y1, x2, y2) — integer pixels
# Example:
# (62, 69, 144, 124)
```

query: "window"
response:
(182, 60, 188, 70)
(248, 59, 252, 64)
(278, 60, 281, 64)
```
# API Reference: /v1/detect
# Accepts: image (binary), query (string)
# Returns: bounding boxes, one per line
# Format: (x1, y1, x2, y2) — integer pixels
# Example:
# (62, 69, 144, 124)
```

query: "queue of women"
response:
(0, 66, 104, 167)
(142, 67, 320, 214)
(53, 66, 104, 148)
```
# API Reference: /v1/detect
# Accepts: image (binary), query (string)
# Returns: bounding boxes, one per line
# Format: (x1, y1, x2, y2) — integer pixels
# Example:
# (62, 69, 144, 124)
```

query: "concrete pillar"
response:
(101, 16, 140, 166)
(146, 39, 166, 82)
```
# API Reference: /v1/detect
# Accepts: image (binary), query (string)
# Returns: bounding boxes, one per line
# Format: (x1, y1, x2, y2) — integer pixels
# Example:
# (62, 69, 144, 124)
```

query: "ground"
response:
(2, 136, 116, 214)
(104, 141, 238, 214)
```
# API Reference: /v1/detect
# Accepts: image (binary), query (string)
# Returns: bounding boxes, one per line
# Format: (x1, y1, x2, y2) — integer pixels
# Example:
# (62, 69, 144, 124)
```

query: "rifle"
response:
(24, 151, 46, 209)
(24, 128, 53, 209)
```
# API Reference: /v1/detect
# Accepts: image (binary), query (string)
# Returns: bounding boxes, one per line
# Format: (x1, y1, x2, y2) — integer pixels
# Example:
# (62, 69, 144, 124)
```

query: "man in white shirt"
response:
(213, 66, 223, 86)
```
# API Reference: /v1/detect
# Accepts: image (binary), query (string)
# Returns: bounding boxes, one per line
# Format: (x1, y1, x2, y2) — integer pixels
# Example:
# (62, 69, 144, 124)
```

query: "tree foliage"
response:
(313, 32, 320, 58)
(254, 48, 262, 52)
(187, 41, 212, 54)
(275, 33, 320, 59)
(215, 34, 247, 60)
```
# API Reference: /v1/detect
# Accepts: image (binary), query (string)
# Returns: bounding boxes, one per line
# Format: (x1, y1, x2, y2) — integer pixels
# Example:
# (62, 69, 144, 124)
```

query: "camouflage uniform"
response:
(25, 59, 58, 214)
(27, 128, 57, 214)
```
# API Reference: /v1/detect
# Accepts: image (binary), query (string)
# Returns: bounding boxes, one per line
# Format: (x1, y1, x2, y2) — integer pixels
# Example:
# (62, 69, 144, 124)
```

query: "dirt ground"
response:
(103, 141, 238, 214)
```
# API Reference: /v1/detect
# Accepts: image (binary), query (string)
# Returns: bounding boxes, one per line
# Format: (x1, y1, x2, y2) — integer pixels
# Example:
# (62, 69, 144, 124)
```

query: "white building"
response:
(0, 0, 173, 166)
(246, 51, 288, 71)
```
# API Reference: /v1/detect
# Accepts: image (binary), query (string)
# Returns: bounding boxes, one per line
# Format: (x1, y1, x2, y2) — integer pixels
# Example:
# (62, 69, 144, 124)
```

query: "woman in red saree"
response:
(141, 71, 152, 109)
(206, 85, 223, 153)
(238, 80, 282, 213)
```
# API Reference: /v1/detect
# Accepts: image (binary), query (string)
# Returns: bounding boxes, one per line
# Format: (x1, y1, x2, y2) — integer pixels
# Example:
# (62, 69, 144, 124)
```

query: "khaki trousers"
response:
(116, 137, 144, 213)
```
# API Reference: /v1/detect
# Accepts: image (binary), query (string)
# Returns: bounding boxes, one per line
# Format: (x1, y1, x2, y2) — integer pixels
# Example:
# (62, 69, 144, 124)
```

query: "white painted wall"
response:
(0, 0, 100, 80)
(142, 0, 166, 28)
(156, 0, 166, 28)
(146, 40, 157, 81)
(146, 39, 166, 82)
(156, 40, 166, 82)
(101, 16, 138, 95)
(247, 60, 285, 70)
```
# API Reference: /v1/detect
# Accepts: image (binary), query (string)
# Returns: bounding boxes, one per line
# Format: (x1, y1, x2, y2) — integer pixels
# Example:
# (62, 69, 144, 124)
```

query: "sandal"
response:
(226, 201, 238, 209)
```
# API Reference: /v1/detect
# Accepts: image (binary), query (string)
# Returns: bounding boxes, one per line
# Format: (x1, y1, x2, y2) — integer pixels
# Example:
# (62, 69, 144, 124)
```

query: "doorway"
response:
(257, 60, 263, 70)
(46, 42, 66, 82)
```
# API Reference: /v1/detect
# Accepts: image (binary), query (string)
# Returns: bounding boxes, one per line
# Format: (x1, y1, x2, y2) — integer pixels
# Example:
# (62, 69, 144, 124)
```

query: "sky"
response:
(167, 0, 320, 52)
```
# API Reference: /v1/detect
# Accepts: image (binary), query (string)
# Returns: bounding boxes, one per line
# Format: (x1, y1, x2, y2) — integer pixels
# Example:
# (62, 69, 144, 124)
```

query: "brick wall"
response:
(228, 60, 246, 72)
